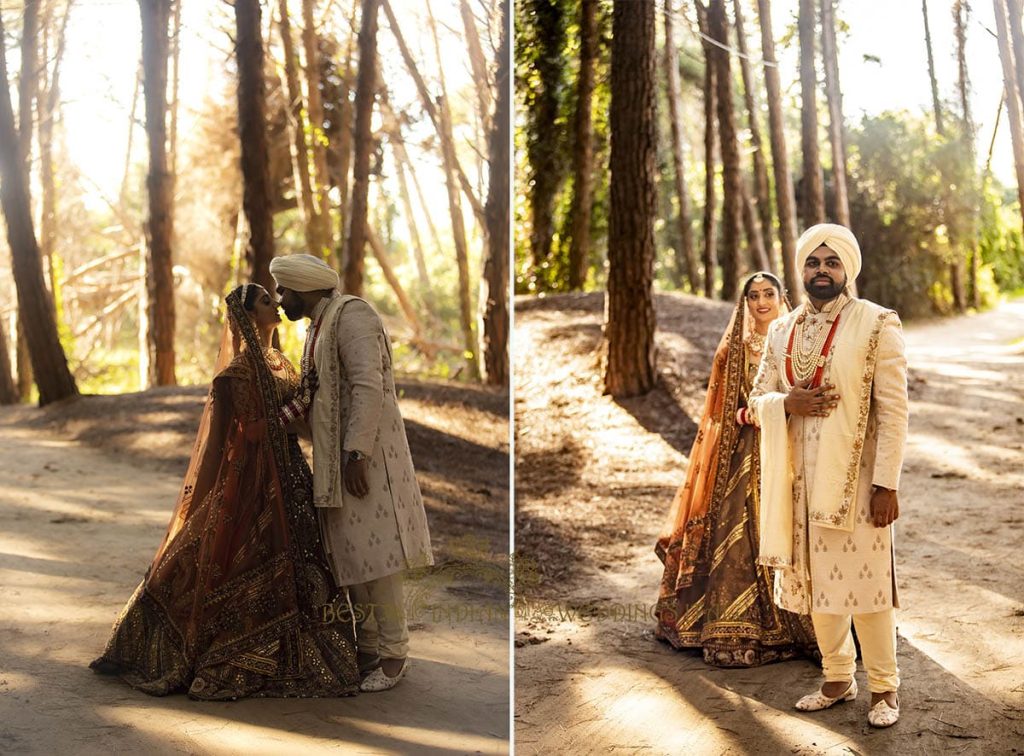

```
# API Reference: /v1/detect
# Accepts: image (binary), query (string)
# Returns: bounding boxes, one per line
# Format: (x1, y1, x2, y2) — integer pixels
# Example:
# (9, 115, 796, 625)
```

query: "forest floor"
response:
(0, 379, 509, 755)
(515, 291, 1024, 755)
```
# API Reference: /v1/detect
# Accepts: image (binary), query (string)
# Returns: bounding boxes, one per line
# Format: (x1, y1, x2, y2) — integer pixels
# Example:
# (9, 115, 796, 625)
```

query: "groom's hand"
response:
(784, 379, 840, 417)
(870, 487, 899, 527)
(344, 454, 370, 498)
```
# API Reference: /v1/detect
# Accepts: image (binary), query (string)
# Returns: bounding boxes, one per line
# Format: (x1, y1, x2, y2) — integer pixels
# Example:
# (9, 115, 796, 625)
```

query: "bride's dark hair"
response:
(742, 270, 784, 298)
(233, 283, 261, 312)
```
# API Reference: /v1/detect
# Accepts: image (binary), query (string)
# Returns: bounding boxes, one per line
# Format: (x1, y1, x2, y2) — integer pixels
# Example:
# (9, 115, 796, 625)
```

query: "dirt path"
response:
(514, 293, 1024, 755)
(0, 385, 509, 755)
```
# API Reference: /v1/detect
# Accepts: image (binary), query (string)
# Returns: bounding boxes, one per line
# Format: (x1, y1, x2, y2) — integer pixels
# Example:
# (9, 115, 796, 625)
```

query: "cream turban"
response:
(795, 223, 862, 283)
(269, 253, 340, 292)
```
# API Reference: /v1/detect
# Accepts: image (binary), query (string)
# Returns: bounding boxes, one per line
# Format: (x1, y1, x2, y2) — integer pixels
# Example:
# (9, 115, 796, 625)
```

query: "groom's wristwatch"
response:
(347, 450, 367, 463)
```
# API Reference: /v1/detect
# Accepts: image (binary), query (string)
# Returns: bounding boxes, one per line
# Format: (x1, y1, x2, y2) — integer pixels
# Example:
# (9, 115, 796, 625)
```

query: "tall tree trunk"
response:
(923, 0, 964, 310)
(994, 0, 1024, 231)
(17, 0, 38, 184)
(381, 0, 484, 224)
(404, 135, 446, 261)
(277, 0, 326, 260)
(169, 0, 182, 179)
(344, 0, 379, 296)
(663, 0, 699, 291)
(696, 2, 718, 298)
(481, 0, 509, 386)
(15, 324, 31, 401)
(1007, 0, 1024, 106)
(923, 0, 945, 136)
(521, 0, 566, 269)
(392, 156, 432, 289)
(121, 61, 142, 203)
(757, 0, 801, 301)
(733, 0, 774, 268)
(459, 0, 492, 133)
(16, 0, 39, 400)
(0, 11, 77, 405)
(365, 223, 422, 335)
(798, 0, 825, 228)
(995, 0, 1024, 232)
(709, 0, 741, 300)
(139, 0, 176, 386)
(567, 0, 598, 291)
(603, 0, 657, 397)
(234, 0, 276, 293)
(741, 180, 770, 271)
(335, 13, 357, 255)
(301, 0, 334, 259)
(984, 93, 1004, 182)
(0, 322, 15, 404)
(819, 0, 850, 227)
(427, 0, 477, 378)
(39, 0, 72, 291)
(955, 0, 980, 309)
(379, 93, 433, 291)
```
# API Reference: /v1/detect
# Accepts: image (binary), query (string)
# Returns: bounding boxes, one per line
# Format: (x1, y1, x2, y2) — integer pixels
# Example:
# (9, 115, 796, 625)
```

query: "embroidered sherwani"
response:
(306, 292, 434, 588)
(748, 296, 908, 616)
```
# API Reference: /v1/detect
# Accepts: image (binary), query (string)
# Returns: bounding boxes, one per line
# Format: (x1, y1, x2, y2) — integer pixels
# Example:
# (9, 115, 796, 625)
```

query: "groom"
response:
(749, 224, 908, 728)
(270, 253, 434, 692)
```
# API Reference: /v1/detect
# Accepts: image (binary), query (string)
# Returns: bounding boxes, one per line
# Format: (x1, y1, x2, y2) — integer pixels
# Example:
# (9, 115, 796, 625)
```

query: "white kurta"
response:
(749, 297, 908, 615)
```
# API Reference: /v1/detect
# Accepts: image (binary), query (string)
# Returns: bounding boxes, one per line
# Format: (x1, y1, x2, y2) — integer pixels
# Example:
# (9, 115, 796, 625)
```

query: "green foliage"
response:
(979, 183, 1024, 295)
(515, 0, 611, 294)
(515, 0, 570, 289)
(847, 112, 970, 318)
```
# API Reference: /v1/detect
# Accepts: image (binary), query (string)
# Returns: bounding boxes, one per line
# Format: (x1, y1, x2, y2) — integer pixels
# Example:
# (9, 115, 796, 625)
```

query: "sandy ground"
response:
(0, 381, 509, 755)
(514, 292, 1024, 755)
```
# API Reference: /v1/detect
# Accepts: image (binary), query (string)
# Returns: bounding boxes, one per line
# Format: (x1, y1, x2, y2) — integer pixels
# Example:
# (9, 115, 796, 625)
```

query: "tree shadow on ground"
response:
(615, 379, 699, 458)
(0, 638, 507, 755)
(632, 630, 1024, 754)
(397, 378, 509, 419)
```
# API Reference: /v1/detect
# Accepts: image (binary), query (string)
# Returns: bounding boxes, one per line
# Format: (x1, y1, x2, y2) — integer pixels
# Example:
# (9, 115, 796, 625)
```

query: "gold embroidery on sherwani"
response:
(807, 310, 893, 528)
(764, 305, 905, 617)
(309, 295, 434, 586)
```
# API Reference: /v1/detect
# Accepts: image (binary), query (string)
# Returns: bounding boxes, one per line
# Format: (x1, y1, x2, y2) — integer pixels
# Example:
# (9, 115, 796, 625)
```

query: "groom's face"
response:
(802, 246, 847, 301)
(276, 286, 306, 321)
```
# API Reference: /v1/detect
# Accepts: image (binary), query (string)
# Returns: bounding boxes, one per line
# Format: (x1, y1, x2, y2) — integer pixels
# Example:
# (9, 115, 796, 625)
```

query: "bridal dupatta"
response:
(90, 289, 359, 699)
(654, 298, 753, 589)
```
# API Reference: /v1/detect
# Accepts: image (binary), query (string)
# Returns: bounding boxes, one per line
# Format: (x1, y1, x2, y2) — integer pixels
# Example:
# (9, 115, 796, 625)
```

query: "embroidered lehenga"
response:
(655, 295, 817, 667)
(90, 289, 359, 699)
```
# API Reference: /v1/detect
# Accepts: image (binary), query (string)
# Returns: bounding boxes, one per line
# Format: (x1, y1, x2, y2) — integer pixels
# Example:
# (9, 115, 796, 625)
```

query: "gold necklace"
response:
(745, 329, 766, 354)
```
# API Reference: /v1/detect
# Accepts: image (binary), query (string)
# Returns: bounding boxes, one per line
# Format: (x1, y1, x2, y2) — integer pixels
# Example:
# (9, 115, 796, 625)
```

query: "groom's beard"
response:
(282, 300, 305, 321)
(804, 275, 845, 301)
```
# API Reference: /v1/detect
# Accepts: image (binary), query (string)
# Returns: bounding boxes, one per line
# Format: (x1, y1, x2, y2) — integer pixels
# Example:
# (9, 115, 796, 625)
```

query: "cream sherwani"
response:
(749, 295, 908, 693)
(307, 292, 434, 588)
(749, 295, 908, 616)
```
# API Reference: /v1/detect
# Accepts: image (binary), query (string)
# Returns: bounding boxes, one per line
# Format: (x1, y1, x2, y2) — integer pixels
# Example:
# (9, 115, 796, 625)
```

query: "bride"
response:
(91, 283, 359, 699)
(655, 272, 817, 667)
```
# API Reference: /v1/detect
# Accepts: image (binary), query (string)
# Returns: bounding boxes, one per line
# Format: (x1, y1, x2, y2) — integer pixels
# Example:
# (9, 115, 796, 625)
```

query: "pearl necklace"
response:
(789, 295, 847, 382)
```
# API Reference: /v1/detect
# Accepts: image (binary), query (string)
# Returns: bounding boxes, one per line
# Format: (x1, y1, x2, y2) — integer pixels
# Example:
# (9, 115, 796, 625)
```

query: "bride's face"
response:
(247, 286, 282, 328)
(745, 279, 780, 327)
